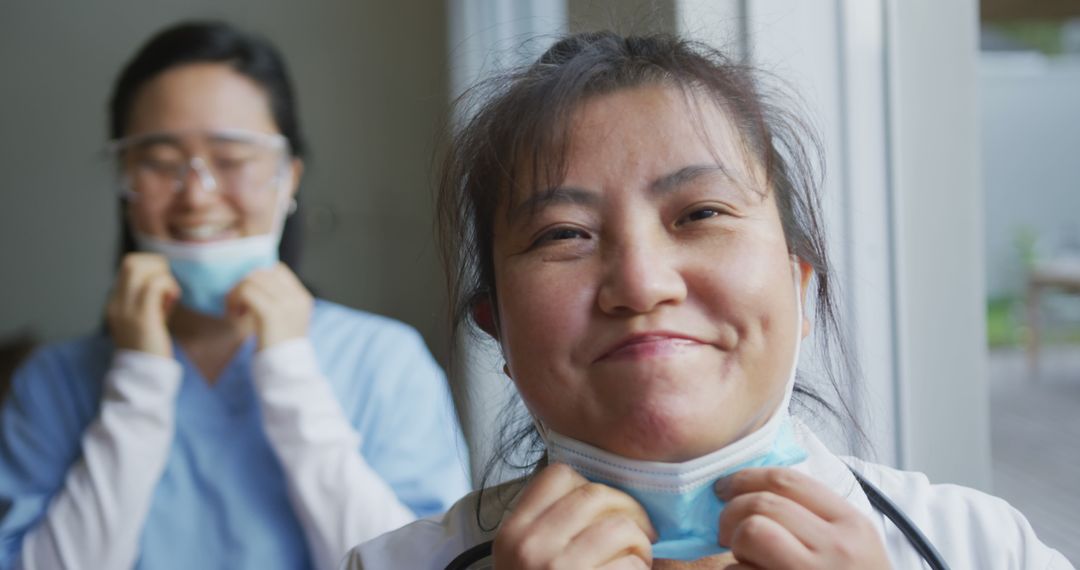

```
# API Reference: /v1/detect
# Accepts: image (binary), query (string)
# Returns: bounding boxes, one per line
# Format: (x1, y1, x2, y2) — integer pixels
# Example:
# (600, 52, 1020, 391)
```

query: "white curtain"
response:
(446, 0, 567, 486)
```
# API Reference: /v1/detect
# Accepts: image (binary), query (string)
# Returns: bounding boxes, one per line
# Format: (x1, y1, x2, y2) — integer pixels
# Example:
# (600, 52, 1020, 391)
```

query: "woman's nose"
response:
(596, 232, 687, 315)
(176, 157, 220, 205)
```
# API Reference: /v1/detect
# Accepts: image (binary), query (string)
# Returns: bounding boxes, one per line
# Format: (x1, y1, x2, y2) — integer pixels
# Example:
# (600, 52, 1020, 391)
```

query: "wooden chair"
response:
(1026, 257, 1080, 379)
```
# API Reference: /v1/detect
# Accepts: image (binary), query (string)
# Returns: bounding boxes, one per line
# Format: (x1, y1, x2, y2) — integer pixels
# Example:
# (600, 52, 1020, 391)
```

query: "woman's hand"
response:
(715, 467, 891, 569)
(494, 463, 657, 570)
(107, 253, 180, 358)
(228, 262, 313, 350)
(653, 552, 737, 569)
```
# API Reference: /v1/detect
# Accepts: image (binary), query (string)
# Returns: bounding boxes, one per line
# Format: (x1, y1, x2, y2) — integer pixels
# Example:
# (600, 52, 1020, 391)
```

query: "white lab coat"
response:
(343, 419, 1074, 569)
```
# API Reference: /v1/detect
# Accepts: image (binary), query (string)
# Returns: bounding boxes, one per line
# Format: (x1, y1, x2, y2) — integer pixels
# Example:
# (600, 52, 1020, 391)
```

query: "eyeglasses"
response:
(106, 129, 291, 202)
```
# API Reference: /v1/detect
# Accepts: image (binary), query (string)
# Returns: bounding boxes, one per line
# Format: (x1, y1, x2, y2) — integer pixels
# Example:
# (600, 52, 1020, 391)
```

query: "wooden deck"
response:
(989, 346, 1080, 564)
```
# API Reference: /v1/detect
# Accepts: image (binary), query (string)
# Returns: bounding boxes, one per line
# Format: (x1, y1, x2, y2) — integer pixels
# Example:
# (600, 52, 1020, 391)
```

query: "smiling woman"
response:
(0, 20, 469, 570)
(343, 31, 1072, 569)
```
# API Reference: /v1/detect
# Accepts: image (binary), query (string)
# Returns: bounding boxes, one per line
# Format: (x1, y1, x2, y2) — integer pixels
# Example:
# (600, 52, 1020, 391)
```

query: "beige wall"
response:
(0, 1, 452, 359)
(568, 0, 675, 34)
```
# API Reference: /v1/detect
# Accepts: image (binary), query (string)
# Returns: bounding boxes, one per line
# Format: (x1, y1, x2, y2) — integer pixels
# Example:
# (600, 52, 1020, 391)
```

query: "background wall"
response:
(0, 1, 451, 358)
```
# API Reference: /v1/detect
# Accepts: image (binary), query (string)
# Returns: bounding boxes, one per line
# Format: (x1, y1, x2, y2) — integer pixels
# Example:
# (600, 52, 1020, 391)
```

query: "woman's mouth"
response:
(597, 333, 707, 362)
(170, 221, 237, 242)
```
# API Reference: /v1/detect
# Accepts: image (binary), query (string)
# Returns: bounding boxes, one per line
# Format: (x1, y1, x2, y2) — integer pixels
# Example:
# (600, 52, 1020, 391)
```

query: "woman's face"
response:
(122, 63, 301, 242)
(490, 85, 811, 462)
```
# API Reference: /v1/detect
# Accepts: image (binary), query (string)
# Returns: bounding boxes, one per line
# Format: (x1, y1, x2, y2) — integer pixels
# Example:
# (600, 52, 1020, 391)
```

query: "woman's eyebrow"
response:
(650, 164, 732, 194)
(510, 186, 598, 221)
(129, 133, 183, 148)
(510, 164, 736, 220)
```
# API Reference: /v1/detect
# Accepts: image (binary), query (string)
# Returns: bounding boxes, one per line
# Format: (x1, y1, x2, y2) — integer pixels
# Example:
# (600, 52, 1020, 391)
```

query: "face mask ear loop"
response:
(775, 255, 805, 419)
(495, 339, 551, 455)
(531, 413, 551, 446)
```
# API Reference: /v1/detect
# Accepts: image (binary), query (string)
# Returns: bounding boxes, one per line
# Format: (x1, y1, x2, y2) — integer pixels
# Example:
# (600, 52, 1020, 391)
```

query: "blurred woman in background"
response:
(0, 20, 468, 570)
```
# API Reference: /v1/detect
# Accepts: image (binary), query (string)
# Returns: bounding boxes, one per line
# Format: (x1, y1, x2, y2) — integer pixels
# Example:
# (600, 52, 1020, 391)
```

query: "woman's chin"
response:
(604, 406, 740, 463)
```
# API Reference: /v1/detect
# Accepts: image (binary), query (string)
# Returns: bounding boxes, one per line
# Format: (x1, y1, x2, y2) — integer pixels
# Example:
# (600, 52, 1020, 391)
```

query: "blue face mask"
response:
(134, 232, 280, 317)
(546, 418, 807, 561)
(541, 258, 808, 561)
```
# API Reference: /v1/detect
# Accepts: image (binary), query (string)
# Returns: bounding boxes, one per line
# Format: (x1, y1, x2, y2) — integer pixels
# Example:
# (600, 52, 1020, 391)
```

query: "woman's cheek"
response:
(127, 202, 165, 235)
(237, 196, 279, 234)
(500, 263, 594, 365)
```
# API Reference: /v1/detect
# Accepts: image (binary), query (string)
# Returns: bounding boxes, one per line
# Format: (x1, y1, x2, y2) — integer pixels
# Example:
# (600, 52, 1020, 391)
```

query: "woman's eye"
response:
(213, 156, 249, 171)
(534, 227, 590, 246)
(138, 158, 182, 175)
(678, 207, 723, 225)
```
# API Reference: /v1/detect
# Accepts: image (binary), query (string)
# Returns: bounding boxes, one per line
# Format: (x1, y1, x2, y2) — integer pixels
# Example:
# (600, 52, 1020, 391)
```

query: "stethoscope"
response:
(850, 468, 950, 570)
(444, 467, 950, 570)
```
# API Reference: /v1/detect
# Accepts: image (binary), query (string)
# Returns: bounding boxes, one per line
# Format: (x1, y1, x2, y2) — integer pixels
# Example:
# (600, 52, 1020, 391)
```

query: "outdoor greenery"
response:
(992, 20, 1066, 55)
(987, 226, 1080, 348)
(987, 295, 1023, 348)
(988, 293, 1080, 348)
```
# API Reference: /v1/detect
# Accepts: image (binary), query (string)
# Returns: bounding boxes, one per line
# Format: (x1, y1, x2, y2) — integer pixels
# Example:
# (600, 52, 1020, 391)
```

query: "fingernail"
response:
(714, 476, 731, 497)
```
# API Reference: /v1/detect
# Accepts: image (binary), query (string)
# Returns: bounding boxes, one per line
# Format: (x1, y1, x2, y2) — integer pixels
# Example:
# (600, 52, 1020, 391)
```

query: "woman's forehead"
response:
(570, 87, 752, 172)
(126, 63, 277, 135)
(500, 85, 765, 216)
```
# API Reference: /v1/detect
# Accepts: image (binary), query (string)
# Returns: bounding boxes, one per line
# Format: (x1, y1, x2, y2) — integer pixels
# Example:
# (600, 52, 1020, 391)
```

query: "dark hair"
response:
(109, 20, 307, 271)
(437, 31, 863, 507)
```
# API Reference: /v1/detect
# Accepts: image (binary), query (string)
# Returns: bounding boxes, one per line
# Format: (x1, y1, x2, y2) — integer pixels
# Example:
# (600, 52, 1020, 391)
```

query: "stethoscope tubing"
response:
(445, 541, 493, 570)
(850, 467, 951, 570)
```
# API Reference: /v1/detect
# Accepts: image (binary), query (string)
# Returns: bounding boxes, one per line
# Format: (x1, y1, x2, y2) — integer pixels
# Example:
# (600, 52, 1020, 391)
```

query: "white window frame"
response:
(678, 0, 990, 487)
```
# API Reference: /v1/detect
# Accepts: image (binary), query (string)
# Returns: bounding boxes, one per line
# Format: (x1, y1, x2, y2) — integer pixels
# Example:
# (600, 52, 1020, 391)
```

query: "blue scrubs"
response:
(0, 300, 470, 569)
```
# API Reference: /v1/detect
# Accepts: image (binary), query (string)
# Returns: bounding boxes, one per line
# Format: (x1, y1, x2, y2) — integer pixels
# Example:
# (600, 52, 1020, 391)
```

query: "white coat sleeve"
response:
(17, 350, 181, 570)
(252, 339, 416, 570)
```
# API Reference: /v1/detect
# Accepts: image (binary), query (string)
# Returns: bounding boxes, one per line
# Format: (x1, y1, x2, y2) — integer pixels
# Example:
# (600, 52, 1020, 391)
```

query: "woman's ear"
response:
(288, 158, 305, 199)
(471, 296, 499, 339)
(282, 156, 304, 201)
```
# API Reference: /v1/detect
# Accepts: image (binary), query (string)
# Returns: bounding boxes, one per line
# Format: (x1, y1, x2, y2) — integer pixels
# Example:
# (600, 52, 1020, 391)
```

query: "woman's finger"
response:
(258, 263, 311, 307)
(236, 266, 295, 305)
(727, 514, 810, 569)
(501, 463, 591, 532)
(719, 490, 831, 549)
(718, 468, 891, 569)
(717, 468, 850, 522)
(494, 464, 656, 569)
(536, 479, 656, 541)
(108, 253, 175, 357)
(596, 554, 651, 570)
(229, 265, 312, 350)
(229, 279, 274, 320)
(240, 270, 279, 299)
(136, 272, 180, 319)
(653, 551, 739, 569)
(274, 263, 312, 299)
(557, 512, 653, 568)
(114, 253, 169, 310)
